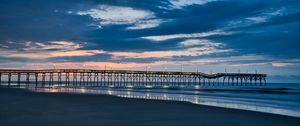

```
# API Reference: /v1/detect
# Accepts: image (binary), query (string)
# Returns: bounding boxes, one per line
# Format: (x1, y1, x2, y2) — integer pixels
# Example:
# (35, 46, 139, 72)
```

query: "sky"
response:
(0, 0, 300, 83)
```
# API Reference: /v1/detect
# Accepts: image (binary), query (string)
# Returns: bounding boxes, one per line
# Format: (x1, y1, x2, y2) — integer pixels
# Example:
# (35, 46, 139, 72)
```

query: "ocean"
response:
(25, 82, 300, 118)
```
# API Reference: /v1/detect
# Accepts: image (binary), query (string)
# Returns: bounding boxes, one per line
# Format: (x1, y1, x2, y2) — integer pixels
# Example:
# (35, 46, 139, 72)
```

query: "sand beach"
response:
(1, 88, 300, 126)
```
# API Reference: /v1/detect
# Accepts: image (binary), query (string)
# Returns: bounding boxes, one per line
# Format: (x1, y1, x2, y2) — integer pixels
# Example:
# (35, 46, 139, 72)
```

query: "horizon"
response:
(0, 0, 300, 83)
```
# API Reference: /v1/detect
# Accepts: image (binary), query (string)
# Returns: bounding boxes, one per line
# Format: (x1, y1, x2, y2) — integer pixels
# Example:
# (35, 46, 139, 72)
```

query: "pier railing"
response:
(0, 69, 267, 88)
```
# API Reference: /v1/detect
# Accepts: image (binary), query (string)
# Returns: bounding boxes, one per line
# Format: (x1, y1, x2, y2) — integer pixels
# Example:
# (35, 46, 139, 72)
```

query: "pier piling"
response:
(0, 69, 267, 88)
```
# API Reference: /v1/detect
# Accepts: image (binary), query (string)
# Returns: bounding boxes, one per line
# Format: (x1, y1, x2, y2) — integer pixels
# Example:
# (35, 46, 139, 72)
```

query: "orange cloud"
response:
(19, 61, 175, 70)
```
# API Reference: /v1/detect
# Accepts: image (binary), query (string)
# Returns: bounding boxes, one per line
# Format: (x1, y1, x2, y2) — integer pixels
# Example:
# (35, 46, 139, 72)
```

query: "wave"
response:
(28, 85, 300, 117)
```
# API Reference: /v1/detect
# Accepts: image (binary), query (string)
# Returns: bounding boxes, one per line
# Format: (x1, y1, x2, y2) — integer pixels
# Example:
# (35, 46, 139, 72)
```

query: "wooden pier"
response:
(0, 69, 267, 88)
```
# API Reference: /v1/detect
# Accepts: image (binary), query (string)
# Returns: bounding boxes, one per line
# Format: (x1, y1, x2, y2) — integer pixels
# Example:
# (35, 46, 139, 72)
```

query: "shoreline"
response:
(31, 86, 300, 117)
(1, 88, 300, 126)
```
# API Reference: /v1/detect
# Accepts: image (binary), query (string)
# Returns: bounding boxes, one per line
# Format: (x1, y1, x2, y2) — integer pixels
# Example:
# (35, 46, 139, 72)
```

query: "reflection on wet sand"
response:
(29, 87, 300, 117)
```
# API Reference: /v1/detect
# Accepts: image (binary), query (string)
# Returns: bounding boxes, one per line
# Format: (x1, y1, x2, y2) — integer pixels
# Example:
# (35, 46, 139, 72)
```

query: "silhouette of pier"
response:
(0, 69, 267, 88)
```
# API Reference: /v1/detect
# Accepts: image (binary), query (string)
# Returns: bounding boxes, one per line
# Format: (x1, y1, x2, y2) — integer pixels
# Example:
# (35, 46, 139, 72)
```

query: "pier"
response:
(0, 69, 267, 88)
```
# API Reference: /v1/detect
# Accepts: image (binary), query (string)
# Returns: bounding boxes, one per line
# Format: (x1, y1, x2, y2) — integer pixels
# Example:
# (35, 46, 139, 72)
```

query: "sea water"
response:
(30, 83, 300, 117)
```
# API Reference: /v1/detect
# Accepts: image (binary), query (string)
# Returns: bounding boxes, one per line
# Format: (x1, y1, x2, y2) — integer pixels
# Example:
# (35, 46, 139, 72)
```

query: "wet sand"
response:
(0, 88, 300, 126)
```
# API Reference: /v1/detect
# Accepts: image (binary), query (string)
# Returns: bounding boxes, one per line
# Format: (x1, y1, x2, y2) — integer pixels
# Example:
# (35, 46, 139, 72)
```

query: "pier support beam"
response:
(50, 73, 54, 87)
(26, 73, 30, 87)
(8, 73, 11, 87)
(18, 73, 21, 87)
(0, 72, 1, 88)
(35, 73, 39, 88)
(42, 73, 45, 87)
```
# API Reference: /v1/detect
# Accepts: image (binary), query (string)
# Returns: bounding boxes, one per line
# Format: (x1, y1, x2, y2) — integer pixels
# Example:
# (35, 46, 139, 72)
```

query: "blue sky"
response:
(0, 0, 300, 82)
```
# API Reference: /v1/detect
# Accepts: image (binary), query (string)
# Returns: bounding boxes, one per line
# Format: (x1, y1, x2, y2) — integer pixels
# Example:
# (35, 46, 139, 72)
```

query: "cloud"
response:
(191, 55, 269, 64)
(50, 50, 105, 57)
(63, 61, 174, 69)
(23, 41, 81, 51)
(0, 43, 9, 48)
(77, 5, 161, 30)
(230, 62, 269, 67)
(110, 48, 223, 59)
(246, 16, 267, 24)
(271, 62, 292, 67)
(0, 41, 105, 59)
(126, 19, 162, 30)
(226, 8, 287, 28)
(142, 30, 232, 41)
(190, 55, 300, 67)
(2, 61, 175, 70)
(271, 59, 300, 67)
(110, 39, 231, 59)
(166, 0, 217, 9)
(179, 39, 222, 47)
(0, 39, 231, 60)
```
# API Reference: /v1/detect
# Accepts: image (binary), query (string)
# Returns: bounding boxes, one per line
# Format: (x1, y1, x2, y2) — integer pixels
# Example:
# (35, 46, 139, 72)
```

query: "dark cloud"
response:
(0, 0, 300, 82)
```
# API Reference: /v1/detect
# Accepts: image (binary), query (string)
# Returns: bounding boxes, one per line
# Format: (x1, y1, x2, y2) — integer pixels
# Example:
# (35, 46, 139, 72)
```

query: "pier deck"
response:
(0, 69, 267, 88)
